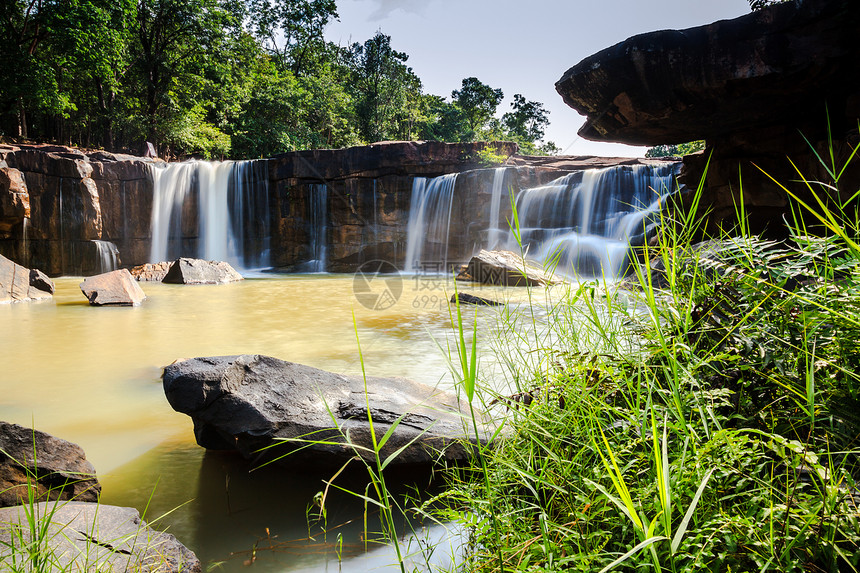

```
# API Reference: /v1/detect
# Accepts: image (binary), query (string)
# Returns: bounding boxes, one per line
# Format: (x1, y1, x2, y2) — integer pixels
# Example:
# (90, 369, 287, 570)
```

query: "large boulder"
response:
(163, 355, 486, 469)
(0, 254, 53, 303)
(556, 0, 860, 146)
(80, 268, 147, 306)
(161, 258, 243, 285)
(0, 422, 100, 508)
(457, 250, 562, 287)
(0, 502, 201, 572)
(555, 0, 860, 236)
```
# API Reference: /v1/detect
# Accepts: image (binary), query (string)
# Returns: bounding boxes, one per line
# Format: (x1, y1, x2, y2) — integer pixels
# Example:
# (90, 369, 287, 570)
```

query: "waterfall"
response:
(404, 173, 458, 273)
(307, 183, 328, 272)
(94, 240, 119, 273)
(148, 160, 270, 269)
(486, 167, 510, 250)
(505, 163, 677, 278)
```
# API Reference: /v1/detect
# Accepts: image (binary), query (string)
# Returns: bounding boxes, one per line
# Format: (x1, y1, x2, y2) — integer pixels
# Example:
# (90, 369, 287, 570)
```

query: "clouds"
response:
(364, 0, 431, 20)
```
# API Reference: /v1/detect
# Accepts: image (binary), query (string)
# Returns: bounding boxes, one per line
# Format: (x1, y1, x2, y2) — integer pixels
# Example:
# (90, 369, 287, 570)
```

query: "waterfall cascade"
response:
(94, 240, 119, 273)
(149, 160, 270, 269)
(306, 183, 329, 272)
(486, 167, 511, 251)
(403, 173, 459, 273)
(506, 163, 677, 277)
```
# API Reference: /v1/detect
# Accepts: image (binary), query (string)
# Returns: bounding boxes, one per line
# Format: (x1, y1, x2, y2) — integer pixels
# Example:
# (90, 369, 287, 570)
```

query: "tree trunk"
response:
(17, 99, 27, 138)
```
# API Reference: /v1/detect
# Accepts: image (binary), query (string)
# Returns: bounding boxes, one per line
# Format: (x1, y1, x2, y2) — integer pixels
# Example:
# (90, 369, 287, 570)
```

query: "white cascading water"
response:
(307, 183, 328, 272)
(94, 240, 119, 273)
(506, 163, 677, 277)
(486, 166, 510, 250)
(149, 160, 270, 269)
(403, 173, 459, 273)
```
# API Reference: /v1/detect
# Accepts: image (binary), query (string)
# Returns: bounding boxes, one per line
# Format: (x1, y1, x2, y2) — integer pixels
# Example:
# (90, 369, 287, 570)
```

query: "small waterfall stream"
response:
(149, 160, 270, 269)
(404, 173, 459, 273)
(94, 240, 119, 273)
(307, 184, 328, 272)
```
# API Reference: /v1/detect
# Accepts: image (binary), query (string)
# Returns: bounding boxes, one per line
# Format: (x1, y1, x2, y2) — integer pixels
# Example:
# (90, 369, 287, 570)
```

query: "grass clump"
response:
(435, 150, 860, 571)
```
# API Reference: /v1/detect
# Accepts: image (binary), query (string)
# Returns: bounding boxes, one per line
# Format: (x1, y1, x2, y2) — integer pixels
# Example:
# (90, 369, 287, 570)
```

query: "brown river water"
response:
(0, 273, 525, 571)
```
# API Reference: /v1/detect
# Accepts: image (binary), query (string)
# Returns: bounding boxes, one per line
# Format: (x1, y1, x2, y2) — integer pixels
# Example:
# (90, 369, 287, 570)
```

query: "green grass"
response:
(427, 138, 860, 572)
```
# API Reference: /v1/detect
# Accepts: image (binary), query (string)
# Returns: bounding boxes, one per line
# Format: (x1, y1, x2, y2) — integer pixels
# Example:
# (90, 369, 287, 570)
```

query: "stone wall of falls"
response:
(0, 145, 154, 276)
(0, 141, 679, 277)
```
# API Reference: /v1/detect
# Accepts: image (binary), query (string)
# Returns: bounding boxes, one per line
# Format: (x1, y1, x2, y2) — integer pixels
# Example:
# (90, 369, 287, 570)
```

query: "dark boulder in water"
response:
(162, 354, 488, 469)
(0, 421, 100, 507)
(451, 292, 503, 307)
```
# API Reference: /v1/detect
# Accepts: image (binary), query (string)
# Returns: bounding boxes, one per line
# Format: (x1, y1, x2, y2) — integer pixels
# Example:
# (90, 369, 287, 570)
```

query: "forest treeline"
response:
(0, 0, 558, 159)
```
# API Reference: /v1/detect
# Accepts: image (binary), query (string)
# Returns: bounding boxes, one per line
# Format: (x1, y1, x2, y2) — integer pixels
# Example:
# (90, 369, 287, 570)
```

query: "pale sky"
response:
(325, 0, 752, 157)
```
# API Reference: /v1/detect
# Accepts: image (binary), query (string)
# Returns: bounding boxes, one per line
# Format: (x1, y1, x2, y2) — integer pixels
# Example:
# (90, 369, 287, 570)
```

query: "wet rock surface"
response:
(80, 268, 147, 306)
(163, 355, 486, 469)
(0, 421, 100, 508)
(161, 258, 243, 285)
(457, 250, 562, 287)
(0, 502, 201, 573)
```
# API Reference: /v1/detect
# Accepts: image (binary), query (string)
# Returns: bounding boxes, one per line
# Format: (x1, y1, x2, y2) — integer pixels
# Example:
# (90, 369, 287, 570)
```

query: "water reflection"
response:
(0, 273, 518, 571)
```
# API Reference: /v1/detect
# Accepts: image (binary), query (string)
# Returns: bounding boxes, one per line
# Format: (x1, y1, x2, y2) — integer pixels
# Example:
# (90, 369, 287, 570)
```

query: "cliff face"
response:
(0, 141, 675, 276)
(0, 144, 154, 275)
(555, 0, 860, 235)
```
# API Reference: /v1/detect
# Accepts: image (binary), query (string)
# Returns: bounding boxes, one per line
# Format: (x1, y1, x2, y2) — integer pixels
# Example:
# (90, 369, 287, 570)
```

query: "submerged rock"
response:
(130, 261, 173, 282)
(80, 268, 146, 306)
(457, 250, 561, 287)
(0, 502, 201, 573)
(161, 258, 243, 285)
(0, 421, 100, 508)
(163, 355, 486, 469)
(0, 254, 53, 303)
(450, 292, 503, 307)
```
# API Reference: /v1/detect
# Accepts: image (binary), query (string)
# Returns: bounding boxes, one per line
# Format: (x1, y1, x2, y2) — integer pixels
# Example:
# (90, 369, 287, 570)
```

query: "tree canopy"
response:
(0, 1, 558, 158)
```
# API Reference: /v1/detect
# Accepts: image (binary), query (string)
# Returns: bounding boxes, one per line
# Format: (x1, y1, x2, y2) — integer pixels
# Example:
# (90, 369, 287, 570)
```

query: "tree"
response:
(644, 140, 705, 158)
(346, 32, 423, 143)
(247, 0, 337, 76)
(502, 94, 549, 143)
(451, 77, 503, 136)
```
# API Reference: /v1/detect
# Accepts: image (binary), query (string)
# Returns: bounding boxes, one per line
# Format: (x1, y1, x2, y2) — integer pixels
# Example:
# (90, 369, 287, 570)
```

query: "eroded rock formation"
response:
(163, 354, 488, 469)
(556, 0, 860, 235)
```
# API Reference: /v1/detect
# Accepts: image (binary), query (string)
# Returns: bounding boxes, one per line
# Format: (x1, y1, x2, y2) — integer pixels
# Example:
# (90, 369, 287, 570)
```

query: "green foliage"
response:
(452, 77, 504, 137)
(645, 141, 706, 158)
(346, 32, 424, 143)
(0, 3, 557, 157)
(502, 94, 549, 144)
(433, 139, 860, 571)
